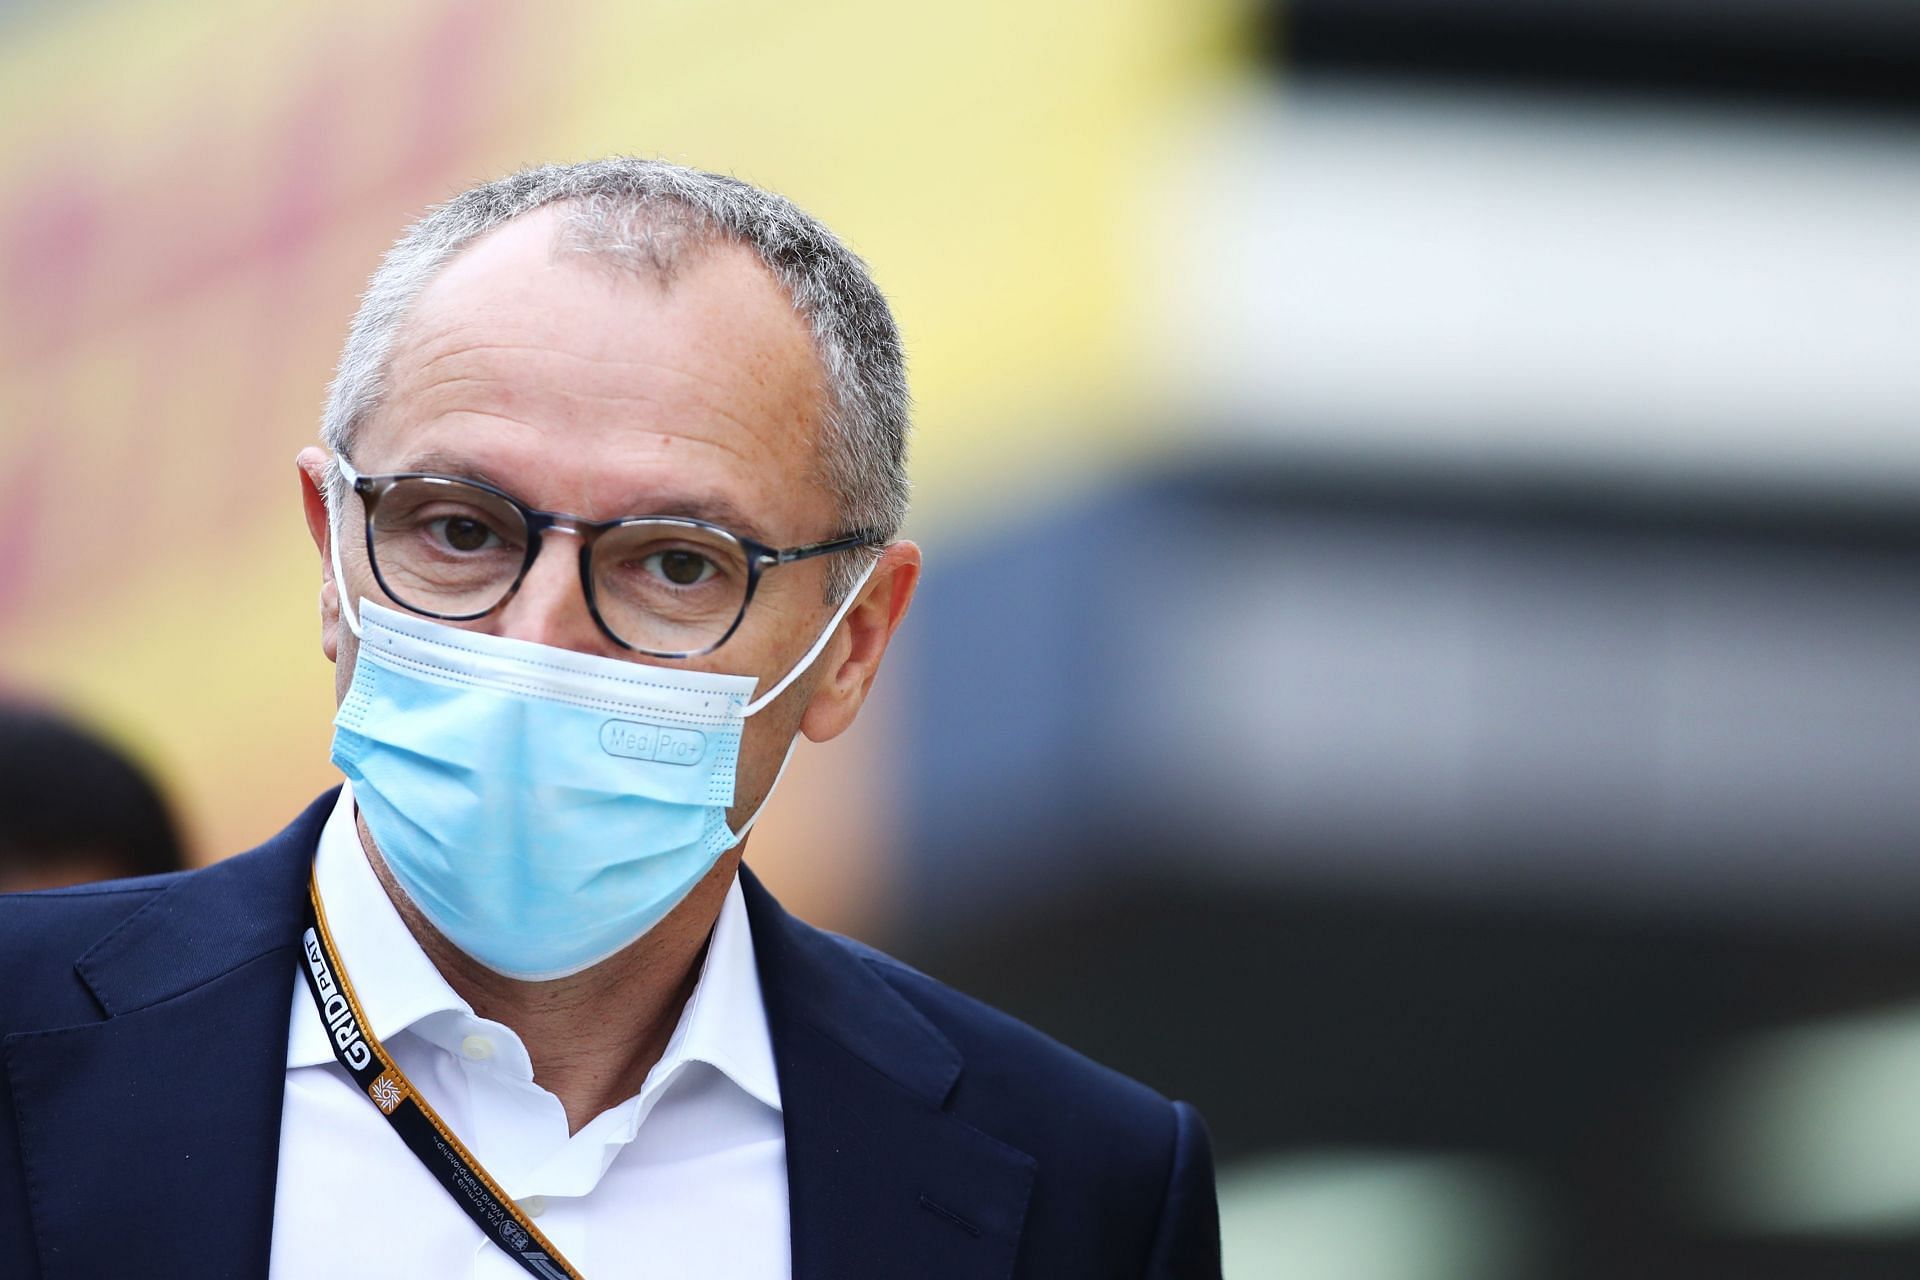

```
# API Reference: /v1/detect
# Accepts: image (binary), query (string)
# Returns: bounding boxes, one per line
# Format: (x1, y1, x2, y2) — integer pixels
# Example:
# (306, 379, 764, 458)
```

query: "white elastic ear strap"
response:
(742, 558, 878, 717)
(329, 501, 364, 640)
(732, 734, 800, 842)
(327, 453, 368, 639)
(734, 561, 879, 838)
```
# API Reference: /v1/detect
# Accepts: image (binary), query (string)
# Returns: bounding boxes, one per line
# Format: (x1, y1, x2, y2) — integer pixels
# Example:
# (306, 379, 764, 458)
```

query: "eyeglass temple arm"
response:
(769, 531, 884, 566)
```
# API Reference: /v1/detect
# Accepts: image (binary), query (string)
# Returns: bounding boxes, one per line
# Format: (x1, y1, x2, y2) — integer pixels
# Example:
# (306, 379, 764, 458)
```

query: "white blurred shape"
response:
(1693, 1004, 1920, 1236)
(1219, 1150, 1536, 1280)
(1153, 82, 1920, 492)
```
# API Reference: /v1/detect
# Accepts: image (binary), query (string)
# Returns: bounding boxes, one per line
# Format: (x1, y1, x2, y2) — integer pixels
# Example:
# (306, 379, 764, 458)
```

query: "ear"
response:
(798, 540, 921, 744)
(296, 446, 341, 663)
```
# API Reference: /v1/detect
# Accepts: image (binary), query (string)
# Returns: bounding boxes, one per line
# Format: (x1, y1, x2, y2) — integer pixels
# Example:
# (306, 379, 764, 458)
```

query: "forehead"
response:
(357, 206, 835, 539)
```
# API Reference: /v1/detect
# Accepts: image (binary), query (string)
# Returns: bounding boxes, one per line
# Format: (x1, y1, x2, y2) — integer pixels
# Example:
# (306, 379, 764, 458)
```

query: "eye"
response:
(430, 516, 502, 553)
(644, 547, 718, 587)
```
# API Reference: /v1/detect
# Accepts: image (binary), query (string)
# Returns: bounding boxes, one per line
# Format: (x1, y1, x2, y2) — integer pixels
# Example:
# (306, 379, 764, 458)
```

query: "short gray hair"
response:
(320, 157, 910, 598)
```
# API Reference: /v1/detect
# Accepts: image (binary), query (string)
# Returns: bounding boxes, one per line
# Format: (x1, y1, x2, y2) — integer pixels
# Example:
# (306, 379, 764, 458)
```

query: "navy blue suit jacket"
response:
(0, 790, 1220, 1278)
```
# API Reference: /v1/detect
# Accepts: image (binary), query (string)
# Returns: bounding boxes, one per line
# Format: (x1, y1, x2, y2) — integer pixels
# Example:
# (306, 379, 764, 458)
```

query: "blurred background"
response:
(3, 0, 1919, 1274)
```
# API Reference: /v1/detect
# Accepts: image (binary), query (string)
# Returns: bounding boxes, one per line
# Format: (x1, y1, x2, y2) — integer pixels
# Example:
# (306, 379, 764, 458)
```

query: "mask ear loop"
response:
(329, 503, 364, 640)
(327, 454, 366, 640)
(728, 557, 881, 842)
(741, 558, 878, 717)
(731, 735, 798, 842)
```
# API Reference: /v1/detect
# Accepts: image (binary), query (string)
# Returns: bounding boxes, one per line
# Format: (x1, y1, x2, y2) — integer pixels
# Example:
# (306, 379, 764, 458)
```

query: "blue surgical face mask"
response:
(327, 525, 873, 981)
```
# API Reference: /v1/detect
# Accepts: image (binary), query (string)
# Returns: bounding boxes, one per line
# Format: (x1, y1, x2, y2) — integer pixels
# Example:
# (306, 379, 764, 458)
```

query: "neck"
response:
(358, 813, 741, 1135)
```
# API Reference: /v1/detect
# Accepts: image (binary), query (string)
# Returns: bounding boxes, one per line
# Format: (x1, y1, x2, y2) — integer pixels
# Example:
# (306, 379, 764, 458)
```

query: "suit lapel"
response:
(9, 805, 1035, 1278)
(742, 868, 1035, 1280)
(4, 792, 329, 1280)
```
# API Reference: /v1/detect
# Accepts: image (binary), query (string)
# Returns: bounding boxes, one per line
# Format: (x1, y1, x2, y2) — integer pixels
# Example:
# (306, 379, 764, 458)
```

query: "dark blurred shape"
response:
(1266, 0, 1920, 116)
(0, 700, 187, 893)
(887, 461, 1920, 1277)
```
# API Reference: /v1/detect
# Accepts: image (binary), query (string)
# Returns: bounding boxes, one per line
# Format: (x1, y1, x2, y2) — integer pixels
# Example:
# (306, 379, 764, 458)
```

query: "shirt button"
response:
(518, 1195, 548, 1218)
(460, 1034, 495, 1062)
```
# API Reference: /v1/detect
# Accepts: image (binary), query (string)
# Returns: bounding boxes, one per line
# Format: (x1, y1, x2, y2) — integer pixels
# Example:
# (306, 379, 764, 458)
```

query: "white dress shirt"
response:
(269, 784, 790, 1278)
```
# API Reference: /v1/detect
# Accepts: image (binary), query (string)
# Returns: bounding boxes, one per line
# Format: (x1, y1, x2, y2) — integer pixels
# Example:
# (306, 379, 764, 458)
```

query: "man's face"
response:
(305, 206, 862, 832)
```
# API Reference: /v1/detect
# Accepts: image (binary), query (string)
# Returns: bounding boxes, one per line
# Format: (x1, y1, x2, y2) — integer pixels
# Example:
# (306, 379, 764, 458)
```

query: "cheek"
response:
(333, 628, 362, 705)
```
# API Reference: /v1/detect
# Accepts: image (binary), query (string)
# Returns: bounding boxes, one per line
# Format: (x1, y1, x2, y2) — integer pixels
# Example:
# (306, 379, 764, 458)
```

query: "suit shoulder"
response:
(0, 801, 326, 1036)
(0, 871, 188, 1030)
(829, 933, 1207, 1270)
(0, 871, 187, 962)
(838, 934, 1177, 1137)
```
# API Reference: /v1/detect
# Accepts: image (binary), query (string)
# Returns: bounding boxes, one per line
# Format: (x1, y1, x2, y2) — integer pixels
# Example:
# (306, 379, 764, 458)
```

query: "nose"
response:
(490, 527, 618, 656)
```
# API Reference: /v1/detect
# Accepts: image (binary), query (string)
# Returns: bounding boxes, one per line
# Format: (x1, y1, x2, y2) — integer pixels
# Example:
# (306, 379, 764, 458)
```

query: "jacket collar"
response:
(7, 793, 1033, 1280)
(742, 866, 1035, 1279)
(74, 789, 330, 1018)
(5, 789, 333, 1280)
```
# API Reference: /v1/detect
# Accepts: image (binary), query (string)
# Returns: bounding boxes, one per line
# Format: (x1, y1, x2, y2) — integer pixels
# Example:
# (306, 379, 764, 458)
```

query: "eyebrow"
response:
(394, 448, 779, 544)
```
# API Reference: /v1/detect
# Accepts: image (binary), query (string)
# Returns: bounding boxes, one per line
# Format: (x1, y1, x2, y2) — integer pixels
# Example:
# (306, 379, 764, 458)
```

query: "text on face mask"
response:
(599, 720, 708, 766)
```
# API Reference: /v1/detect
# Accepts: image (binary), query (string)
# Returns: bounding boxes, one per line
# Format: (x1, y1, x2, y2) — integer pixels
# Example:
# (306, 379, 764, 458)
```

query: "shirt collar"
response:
(664, 858, 782, 1113)
(286, 783, 781, 1114)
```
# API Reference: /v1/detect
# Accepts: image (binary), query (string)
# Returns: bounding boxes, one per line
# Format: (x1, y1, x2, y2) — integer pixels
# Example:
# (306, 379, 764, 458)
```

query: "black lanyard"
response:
(300, 872, 586, 1280)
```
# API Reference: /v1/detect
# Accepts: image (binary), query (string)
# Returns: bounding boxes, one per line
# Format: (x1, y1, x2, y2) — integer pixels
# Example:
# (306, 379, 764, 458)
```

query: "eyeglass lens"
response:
(364, 476, 753, 654)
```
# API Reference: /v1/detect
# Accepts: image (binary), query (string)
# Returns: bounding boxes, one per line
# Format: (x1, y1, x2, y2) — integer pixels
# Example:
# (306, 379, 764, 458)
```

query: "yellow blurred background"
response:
(0, 0, 1245, 887)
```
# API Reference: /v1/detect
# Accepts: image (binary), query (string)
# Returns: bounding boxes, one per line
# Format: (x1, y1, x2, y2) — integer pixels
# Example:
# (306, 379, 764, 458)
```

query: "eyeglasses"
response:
(335, 454, 879, 658)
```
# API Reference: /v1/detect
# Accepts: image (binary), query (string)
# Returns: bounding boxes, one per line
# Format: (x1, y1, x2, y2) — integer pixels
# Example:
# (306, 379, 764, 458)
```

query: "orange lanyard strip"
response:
(301, 873, 587, 1280)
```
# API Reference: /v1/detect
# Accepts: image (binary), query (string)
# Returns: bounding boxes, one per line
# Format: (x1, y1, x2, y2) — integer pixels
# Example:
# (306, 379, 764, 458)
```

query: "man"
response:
(0, 159, 1220, 1278)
